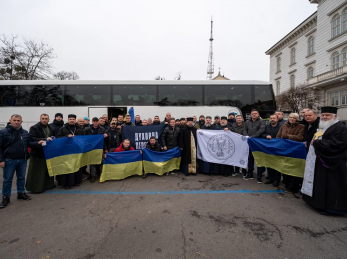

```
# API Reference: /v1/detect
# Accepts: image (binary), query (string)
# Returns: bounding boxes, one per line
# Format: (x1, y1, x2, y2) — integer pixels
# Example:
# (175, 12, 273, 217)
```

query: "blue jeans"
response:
(2, 158, 27, 197)
(247, 150, 263, 178)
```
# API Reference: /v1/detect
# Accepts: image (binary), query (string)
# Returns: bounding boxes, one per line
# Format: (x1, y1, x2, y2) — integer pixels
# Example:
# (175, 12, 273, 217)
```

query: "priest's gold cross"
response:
(313, 130, 324, 140)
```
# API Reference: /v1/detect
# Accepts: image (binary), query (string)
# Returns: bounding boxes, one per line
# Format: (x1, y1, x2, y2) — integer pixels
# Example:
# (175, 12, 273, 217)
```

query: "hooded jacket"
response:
(49, 119, 64, 136)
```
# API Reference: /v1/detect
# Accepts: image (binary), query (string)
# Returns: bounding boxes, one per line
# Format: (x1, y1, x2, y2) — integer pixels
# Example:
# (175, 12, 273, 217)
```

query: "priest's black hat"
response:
(68, 114, 77, 119)
(55, 113, 63, 118)
(321, 106, 338, 114)
(221, 116, 228, 120)
(187, 117, 194, 122)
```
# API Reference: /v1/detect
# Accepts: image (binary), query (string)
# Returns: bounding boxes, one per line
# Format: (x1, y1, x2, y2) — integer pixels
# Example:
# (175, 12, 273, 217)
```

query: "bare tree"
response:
(154, 75, 165, 80)
(0, 35, 56, 80)
(174, 71, 181, 80)
(53, 71, 80, 80)
(276, 84, 323, 113)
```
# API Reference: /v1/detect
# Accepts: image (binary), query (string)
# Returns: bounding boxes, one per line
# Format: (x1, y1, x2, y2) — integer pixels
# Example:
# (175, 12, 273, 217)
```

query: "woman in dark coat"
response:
(276, 113, 304, 194)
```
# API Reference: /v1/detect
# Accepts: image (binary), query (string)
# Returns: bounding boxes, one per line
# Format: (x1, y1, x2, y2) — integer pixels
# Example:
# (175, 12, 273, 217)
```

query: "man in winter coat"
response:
(152, 116, 161, 125)
(161, 113, 171, 126)
(275, 111, 287, 127)
(135, 115, 142, 126)
(26, 113, 56, 194)
(109, 121, 120, 152)
(162, 118, 181, 151)
(49, 113, 64, 136)
(114, 139, 135, 152)
(56, 114, 85, 190)
(146, 136, 162, 151)
(220, 116, 234, 132)
(198, 115, 205, 129)
(0, 114, 43, 209)
(228, 113, 236, 124)
(232, 115, 246, 176)
(84, 117, 110, 183)
(303, 110, 320, 152)
(261, 114, 282, 186)
(243, 109, 266, 182)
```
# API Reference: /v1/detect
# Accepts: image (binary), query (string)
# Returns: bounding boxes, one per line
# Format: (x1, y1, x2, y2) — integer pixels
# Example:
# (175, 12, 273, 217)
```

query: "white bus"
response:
(0, 80, 276, 129)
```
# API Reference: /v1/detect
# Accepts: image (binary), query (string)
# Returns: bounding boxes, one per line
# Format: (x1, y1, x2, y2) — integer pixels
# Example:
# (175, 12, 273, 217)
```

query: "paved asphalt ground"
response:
(0, 168, 346, 259)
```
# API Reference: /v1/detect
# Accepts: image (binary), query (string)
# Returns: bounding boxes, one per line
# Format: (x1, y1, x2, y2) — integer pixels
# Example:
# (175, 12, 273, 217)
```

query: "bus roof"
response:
(0, 80, 271, 86)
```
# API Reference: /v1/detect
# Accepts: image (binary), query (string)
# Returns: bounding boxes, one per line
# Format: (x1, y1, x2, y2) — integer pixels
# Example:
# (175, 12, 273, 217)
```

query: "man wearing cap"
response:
(228, 113, 236, 124)
(109, 121, 120, 152)
(198, 115, 205, 129)
(49, 113, 64, 136)
(85, 117, 110, 183)
(56, 114, 85, 189)
(302, 106, 347, 216)
(84, 117, 91, 128)
(213, 116, 221, 127)
(26, 113, 56, 194)
(179, 117, 197, 176)
(179, 118, 186, 129)
(199, 116, 220, 175)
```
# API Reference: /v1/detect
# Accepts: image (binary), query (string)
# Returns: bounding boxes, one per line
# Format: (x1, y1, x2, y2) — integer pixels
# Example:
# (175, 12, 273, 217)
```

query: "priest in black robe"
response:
(302, 106, 347, 216)
(56, 114, 85, 190)
(179, 117, 197, 176)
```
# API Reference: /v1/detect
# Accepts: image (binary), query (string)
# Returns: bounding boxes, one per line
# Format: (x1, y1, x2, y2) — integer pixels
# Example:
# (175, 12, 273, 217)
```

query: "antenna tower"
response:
(206, 18, 214, 80)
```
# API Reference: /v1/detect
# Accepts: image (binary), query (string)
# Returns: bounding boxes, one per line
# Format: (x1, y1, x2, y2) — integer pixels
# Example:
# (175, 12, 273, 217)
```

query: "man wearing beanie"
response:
(49, 113, 64, 136)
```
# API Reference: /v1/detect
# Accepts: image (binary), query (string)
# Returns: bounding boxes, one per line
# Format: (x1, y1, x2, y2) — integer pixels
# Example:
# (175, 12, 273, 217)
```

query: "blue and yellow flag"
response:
(43, 135, 104, 177)
(143, 147, 182, 176)
(247, 138, 307, 178)
(101, 150, 143, 182)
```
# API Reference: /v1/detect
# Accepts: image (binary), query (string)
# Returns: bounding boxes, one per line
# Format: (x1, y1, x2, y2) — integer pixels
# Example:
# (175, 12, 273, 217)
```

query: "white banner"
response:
(197, 130, 249, 169)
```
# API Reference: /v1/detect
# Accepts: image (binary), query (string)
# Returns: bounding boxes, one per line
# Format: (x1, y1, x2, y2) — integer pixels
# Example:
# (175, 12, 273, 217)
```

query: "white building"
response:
(266, 0, 347, 121)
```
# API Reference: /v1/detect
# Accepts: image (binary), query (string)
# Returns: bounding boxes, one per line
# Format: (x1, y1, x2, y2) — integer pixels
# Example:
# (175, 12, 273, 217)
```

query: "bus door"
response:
(108, 107, 127, 122)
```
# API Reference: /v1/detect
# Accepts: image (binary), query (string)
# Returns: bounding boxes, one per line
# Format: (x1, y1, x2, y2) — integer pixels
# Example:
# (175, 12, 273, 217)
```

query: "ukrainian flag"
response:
(100, 150, 143, 182)
(43, 135, 104, 177)
(247, 138, 307, 178)
(143, 147, 182, 176)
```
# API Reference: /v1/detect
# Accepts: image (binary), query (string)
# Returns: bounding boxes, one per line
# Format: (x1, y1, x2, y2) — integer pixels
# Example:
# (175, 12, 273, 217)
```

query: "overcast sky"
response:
(1, 0, 317, 81)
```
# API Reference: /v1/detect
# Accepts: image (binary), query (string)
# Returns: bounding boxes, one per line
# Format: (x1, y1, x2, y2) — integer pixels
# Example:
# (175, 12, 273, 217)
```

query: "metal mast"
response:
(206, 18, 214, 80)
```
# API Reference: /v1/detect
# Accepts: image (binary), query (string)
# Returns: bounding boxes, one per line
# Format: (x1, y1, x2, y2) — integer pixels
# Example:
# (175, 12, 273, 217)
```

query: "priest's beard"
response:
(220, 123, 227, 127)
(205, 123, 211, 127)
(319, 116, 339, 130)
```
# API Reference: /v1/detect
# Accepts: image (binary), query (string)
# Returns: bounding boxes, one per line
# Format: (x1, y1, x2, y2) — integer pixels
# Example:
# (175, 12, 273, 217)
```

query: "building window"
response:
(342, 47, 347, 67)
(343, 8, 347, 33)
(277, 57, 281, 72)
(276, 81, 280, 95)
(307, 67, 314, 79)
(332, 14, 341, 38)
(342, 90, 347, 105)
(290, 48, 296, 65)
(332, 51, 340, 70)
(308, 36, 314, 55)
(290, 75, 295, 88)
(331, 92, 339, 106)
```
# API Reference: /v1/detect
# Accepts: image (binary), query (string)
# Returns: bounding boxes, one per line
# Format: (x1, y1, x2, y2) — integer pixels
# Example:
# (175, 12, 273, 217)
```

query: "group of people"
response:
(0, 107, 346, 216)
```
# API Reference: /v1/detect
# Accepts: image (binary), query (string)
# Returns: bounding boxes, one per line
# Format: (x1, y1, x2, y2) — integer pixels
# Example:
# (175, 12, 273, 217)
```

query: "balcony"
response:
(307, 66, 347, 88)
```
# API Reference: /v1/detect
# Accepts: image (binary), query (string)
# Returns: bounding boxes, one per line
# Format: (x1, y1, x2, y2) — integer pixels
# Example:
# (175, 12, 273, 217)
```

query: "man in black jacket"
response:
(232, 115, 246, 176)
(153, 115, 161, 125)
(303, 110, 320, 152)
(0, 114, 40, 208)
(84, 117, 110, 183)
(56, 114, 85, 189)
(135, 115, 142, 126)
(228, 113, 236, 124)
(26, 113, 56, 194)
(49, 113, 64, 136)
(198, 115, 205, 128)
(99, 117, 110, 131)
(162, 118, 181, 151)
(146, 136, 162, 151)
(261, 114, 282, 186)
(109, 121, 120, 152)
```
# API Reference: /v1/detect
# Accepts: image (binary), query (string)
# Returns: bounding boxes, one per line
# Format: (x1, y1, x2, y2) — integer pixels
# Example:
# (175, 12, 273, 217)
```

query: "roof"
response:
(0, 80, 271, 85)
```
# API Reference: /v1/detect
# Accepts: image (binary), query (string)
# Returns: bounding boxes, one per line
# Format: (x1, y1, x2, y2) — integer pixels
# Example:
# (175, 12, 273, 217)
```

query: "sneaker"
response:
(272, 182, 279, 187)
(264, 180, 274, 185)
(142, 173, 148, 179)
(257, 178, 262, 184)
(17, 192, 31, 201)
(247, 174, 254, 180)
(244, 175, 253, 180)
(232, 173, 239, 177)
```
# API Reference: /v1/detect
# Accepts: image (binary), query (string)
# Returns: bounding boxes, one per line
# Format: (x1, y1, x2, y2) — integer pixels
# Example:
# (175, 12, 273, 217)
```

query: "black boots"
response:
(0, 196, 10, 208)
(17, 192, 31, 201)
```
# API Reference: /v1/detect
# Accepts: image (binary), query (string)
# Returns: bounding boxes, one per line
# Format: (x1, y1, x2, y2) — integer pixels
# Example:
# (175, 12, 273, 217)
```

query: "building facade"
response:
(266, 0, 347, 121)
